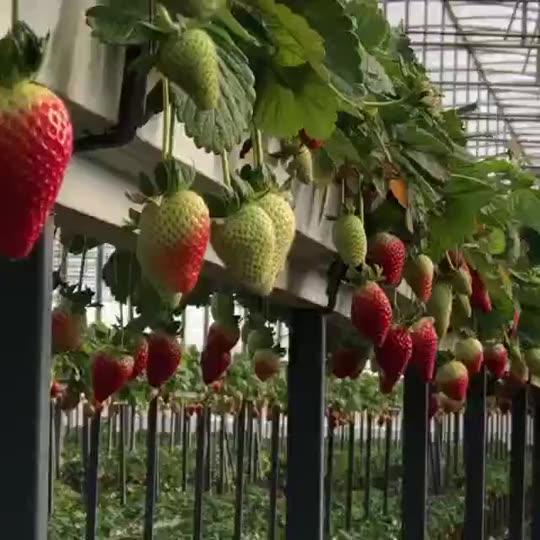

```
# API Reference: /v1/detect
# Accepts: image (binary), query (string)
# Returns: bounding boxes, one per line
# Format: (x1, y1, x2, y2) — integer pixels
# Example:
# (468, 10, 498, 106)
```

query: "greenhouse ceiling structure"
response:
(383, 0, 540, 170)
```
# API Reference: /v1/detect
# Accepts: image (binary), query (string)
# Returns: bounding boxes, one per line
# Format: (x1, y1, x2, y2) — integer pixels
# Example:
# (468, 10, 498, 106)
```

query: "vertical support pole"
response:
(345, 418, 355, 528)
(463, 367, 487, 540)
(532, 387, 540, 539)
(286, 310, 325, 540)
(268, 405, 280, 540)
(48, 401, 56, 517)
(0, 225, 52, 540)
(182, 410, 189, 491)
(85, 410, 102, 540)
(383, 416, 392, 514)
(323, 424, 334, 537)
(143, 396, 158, 540)
(204, 406, 212, 492)
(119, 404, 127, 505)
(363, 412, 372, 518)
(234, 401, 247, 540)
(193, 409, 206, 540)
(509, 387, 527, 540)
(401, 365, 428, 540)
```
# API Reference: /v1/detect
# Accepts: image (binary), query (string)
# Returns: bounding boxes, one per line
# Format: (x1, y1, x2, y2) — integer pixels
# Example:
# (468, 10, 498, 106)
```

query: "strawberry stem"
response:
(161, 77, 171, 159)
(252, 126, 264, 169)
(221, 152, 231, 188)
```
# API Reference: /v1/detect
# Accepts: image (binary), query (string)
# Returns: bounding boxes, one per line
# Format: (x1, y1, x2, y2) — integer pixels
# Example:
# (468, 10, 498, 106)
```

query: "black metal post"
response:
(401, 365, 428, 540)
(463, 367, 487, 540)
(324, 424, 334, 537)
(345, 419, 355, 528)
(204, 407, 212, 492)
(0, 225, 52, 540)
(48, 401, 55, 517)
(143, 397, 158, 540)
(286, 310, 325, 540)
(383, 416, 392, 514)
(363, 413, 373, 518)
(182, 410, 189, 491)
(85, 410, 102, 540)
(509, 387, 527, 540)
(234, 402, 247, 540)
(268, 406, 280, 540)
(119, 404, 127, 505)
(532, 387, 540, 539)
(193, 409, 206, 540)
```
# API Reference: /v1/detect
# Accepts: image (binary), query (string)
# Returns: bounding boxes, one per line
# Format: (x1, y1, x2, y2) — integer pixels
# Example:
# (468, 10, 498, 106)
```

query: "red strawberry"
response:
(146, 332, 182, 388)
(298, 128, 323, 149)
(404, 254, 434, 302)
(484, 343, 508, 379)
(0, 23, 72, 258)
(92, 351, 134, 404)
(50, 380, 61, 399)
(510, 309, 520, 337)
(130, 336, 149, 380)
(210, 379, 223, 393)
(368, 232, 406, 286)
(51, 307, 86, 353)
(206, 320, 240, 353)
(470, 269, 492, 313)
(375, 326, 412, 392)
(498, 396, 511, 414)
(351, 281, 392, 346)
(330, 348, 366, 379)
(186, 404, 196, 417)
(410, 317, 438, 382)
(435, 361, 468, 401)
(201, 346, 231, 384)
(440, 394, 464, 414)
(378, 370, 397, 394)
(254, 349, 280, 381)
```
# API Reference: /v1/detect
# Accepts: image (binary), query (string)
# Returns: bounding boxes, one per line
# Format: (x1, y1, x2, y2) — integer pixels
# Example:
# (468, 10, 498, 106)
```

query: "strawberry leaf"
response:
(173, 23, 255, 154)
(254, 65, 338, 139)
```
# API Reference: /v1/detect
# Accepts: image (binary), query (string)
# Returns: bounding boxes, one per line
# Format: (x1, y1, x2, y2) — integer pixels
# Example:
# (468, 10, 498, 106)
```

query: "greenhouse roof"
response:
(384, 0, 540, 168)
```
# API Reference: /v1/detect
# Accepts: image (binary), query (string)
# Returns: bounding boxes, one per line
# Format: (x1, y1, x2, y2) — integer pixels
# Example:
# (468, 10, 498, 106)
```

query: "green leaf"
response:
(102, 249, 141, 304)
(254, 65, 338, 139)
(253, 0, 325, 67)
(441, 109, 466, 146)
(511, 189, 540, 234)
(345, 0, 390, 52)
(395, 125, 451, 155)
(403, 148, 448, 184)
(322, 127, 361, 164)
(86, 0, 155, 46)
(173, 24, 256, 154)
(361, 46, 394, 95)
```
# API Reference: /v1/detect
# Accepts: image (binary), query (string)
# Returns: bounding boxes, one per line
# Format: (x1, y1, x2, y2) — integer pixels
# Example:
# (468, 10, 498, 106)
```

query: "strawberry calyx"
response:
(0, 22, 47, 87)
(57, 285, 95, 315)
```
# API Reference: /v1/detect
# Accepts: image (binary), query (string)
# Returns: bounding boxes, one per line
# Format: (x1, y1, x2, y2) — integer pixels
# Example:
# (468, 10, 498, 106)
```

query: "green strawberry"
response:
(404, 254, 434, 302)
(257, 192, 296, 282)
(158, 28, 220, 110)
(525, 348, 540, 377)
(289, 146, 314, 184)
(247, 327, 274, 357)
(333, 213, 367, 267)
(210, 292, 235, 323)
(426, 282, 453, 339)
(211, 204, 276, 296)
(137, 189, 210, 298)
(452, 265, 472, 296)
(451, 294, 472, 328)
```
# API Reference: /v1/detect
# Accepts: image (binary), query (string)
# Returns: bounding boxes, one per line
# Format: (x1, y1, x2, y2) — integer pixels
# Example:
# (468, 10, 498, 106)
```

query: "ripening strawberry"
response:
(470, 269, 492, 313)
(211, 203, 276, 296)
(0, 23, 72, 258)
(410, 317, 438, 382)
(404, 254, 434, 302)
(375, 326, 412, 392)
(50, 380, 61, 399)
(51, 305, 86, 353)
(92, 351, 134, 404)
(146, 332, 182, 388)
(254, 349, 281, 381)
(452, 265, 472, 296)
(435, 360, 469, 401)
(525, 348, 540, 377)
(484, 343, 508, 379)
(298, 129, 323, 149)
(351, 281, 392, 346)
(207, 320, 240, 353)
(210, 293, 235, 323)
(439, 393, 463, 414)
(247, 327, 274, 356)
(368, 232, 406, 286)
(130, 336, 149, 380)
(201, 346, 231, 384)
(257, 192, 296, 281)
(333, 213, 367, 268)
(330, 348, 366, 379)
(290, 146, 314, 184)
(455, 337, 483, 375)
(426, 282, 453, 339)
(158, 28, 220, 110)
(137, 188, 210, 297)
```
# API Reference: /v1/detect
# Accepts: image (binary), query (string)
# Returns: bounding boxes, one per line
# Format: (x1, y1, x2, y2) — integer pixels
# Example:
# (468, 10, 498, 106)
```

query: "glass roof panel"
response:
(383, 0, 540, 164)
